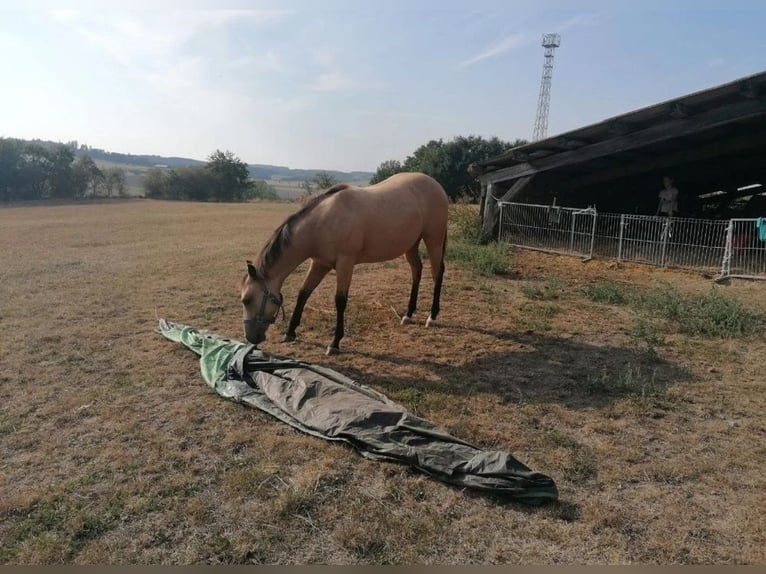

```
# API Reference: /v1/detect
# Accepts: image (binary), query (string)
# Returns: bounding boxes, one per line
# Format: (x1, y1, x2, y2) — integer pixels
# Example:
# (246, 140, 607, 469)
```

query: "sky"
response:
(1, 0, 765, 172)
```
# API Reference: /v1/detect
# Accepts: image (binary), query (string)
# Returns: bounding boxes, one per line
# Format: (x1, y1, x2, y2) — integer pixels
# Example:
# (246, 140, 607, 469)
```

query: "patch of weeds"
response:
(446, 419, 481, 443)
(521, 279, 562, 301)
(528, 302, 561, 318)
(347, 539, 391, 563)
(204, 534, 237, 564)
(582, 364, 666, 408)
(446, 241, 513, 276)
(446, 203, 513, 275)
(276, 485, 318, 519)
(70, 511, 120, 555)
(516, 302, 561, 332)
(584, 281, 627, 304)
(449, 202, 484, 244)
(632, 284, 762, 338)
(391, 387, 426, 415)
(0, 413, 18, 435)
(632, 318, 666, 354)
(5, 500, 69, 542)
(477, 281, 501, 308)
(1, 495, 124, 561)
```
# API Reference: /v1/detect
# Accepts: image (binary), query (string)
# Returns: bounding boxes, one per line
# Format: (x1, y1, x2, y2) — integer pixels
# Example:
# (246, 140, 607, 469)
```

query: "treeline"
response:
(142, 150, 277, 202)
(370, 135, 526, 201)
(0, 138, 126, 201)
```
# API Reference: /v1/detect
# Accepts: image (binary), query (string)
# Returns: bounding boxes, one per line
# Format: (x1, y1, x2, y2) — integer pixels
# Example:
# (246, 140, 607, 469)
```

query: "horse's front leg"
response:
(326, 257, 354, 355)
(283, 260, 331, 342)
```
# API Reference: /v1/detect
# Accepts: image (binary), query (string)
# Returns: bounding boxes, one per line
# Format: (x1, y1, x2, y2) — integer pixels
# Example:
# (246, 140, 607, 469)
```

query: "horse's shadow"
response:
(329, 325, 692, 411)
(274, 326, 692, 516)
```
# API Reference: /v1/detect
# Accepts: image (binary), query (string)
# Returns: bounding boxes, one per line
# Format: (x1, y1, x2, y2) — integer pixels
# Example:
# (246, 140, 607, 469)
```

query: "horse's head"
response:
(240, 260, 283, 346)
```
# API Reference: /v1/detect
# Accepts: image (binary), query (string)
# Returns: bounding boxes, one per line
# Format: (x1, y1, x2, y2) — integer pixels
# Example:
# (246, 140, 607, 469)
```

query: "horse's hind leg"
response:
(401, 242, 423, 325)
(284, 259, 331, 342)
(423, 231, 446, 327)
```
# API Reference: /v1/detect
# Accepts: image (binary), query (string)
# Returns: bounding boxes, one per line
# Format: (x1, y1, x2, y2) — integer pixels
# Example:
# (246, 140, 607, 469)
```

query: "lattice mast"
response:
(532, 33, 561, 141)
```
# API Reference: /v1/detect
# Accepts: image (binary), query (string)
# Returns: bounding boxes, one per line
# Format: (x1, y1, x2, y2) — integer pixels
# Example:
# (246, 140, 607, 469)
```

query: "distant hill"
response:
(79, 147, 373, 183)
(12, 138, 373, 184)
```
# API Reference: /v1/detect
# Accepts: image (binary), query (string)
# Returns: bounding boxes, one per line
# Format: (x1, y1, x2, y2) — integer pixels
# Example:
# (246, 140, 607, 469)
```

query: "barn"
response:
(472, 71, 766, 279)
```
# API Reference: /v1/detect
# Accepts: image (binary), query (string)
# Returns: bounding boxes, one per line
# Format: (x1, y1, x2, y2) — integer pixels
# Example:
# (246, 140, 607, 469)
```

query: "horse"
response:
(240, 171, 449, 355)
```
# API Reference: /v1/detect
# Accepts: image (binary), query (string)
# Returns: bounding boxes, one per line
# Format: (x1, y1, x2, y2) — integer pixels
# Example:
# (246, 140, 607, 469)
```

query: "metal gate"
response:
(617, 215, 728, 272)
(721, 218, 766, 279)
(498, 202, 597, 259)
(496, 201, 761, 278)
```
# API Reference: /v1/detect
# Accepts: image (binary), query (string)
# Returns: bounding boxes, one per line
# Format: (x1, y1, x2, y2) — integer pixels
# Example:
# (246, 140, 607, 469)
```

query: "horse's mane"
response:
(256, 183, 350, 277)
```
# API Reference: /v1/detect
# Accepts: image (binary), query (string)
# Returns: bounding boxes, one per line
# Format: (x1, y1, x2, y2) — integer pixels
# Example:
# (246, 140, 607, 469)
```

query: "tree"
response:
(20, 143, 51, 200)
(206, 149, 251, 201)
(73, 155, 103, 197)
(249, 180, 278, 200)
(369, 159, 404, 185)
(47, 145, 76, 198)
(102, 167, 127, 198)
(0, 139, 24, 201)
(312, 171, 339, 191)
(143, 168, 169, 199)
(371, 135, 527, 201)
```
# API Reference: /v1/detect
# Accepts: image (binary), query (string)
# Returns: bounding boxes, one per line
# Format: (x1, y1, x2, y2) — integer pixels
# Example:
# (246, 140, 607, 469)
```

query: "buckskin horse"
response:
(240, 172, 449, 355)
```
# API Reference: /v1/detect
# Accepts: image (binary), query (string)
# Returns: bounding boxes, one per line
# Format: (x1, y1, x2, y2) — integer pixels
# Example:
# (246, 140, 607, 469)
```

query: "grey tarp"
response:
(157, 319, 558, 502)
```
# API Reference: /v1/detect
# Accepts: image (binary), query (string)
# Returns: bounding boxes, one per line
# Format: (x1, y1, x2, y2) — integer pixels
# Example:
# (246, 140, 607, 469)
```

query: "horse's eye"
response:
(242, 298, 251, 306)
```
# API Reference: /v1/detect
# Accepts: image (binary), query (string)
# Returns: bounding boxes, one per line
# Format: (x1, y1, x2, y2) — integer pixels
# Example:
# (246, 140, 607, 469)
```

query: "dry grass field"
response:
(1, 199, 765, 564)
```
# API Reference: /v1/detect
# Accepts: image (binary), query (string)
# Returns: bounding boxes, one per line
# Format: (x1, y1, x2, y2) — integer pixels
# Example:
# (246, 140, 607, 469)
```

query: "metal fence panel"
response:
(617, 215, 727, 271)
(496, 201, 763, 279)
(498, 202, 596, 259)
(726, 218, 766, 279)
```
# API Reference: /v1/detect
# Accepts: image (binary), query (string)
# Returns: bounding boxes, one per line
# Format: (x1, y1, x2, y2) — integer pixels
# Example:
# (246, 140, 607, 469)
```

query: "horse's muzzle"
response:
(244, 330, 266, 346)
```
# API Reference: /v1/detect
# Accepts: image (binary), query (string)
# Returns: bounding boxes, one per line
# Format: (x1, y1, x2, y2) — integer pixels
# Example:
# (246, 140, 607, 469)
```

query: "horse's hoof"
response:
(325, 346, 340, 356)
(282, 334, 296, 343)
(426, 316, 437, 328)
(400, 315, 414, 325)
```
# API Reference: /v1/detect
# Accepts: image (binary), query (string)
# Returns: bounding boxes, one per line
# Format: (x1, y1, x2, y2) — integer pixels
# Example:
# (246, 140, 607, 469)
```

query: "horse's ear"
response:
(246, 260, 259, 279)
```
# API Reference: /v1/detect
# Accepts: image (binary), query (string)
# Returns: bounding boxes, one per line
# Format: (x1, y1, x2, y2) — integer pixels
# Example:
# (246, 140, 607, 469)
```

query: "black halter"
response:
(243, 286, 284, 326)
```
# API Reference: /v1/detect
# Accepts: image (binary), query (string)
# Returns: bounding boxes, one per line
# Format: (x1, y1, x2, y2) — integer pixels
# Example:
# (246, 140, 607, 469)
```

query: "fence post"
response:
(617, 214, 625, 261)
(588, 208, 597, 260)
(720, 219, 733, 278)
(569, 213, 576, 252)
(660, 217, 670, 267)
(497, 202, 504, 243)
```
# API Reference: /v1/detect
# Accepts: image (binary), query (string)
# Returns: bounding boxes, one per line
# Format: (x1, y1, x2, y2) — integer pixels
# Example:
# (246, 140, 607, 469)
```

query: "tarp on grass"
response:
(157, 319, 558, 502)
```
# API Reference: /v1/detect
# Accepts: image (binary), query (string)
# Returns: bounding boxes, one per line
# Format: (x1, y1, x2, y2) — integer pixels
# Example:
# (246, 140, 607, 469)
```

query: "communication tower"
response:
(532, 33, 561, 141)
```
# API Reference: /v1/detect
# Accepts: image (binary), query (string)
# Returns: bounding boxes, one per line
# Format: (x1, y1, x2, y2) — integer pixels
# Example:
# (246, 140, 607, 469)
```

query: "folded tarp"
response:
(157, 319, 558, 502)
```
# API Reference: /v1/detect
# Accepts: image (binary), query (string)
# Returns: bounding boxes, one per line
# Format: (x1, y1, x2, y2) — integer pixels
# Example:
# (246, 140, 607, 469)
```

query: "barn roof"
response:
(477, 70, 766, 205)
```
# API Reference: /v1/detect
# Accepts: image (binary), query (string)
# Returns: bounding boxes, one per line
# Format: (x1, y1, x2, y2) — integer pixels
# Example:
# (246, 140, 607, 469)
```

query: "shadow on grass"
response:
(334, 326, 691, 411)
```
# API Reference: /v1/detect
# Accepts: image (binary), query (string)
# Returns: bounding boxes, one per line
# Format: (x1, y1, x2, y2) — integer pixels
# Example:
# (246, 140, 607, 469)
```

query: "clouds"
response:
(458, 12, 599, 68)
(48, 9, 294, 67)
(3, 4, 764, 172)
(459, 32, 528, 68)
(306, 49, 366, 93)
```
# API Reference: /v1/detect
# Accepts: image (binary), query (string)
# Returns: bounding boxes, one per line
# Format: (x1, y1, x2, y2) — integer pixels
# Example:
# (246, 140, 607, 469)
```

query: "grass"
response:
(521, 279, 562, 301)
(634, 284, 762, 338)
(445, 204, 513, 276)
(583, 281, 627, 304)
(2, 200, 765, 564)
(582, 280, 762, 339)
(579, 364, 666, 406)
(446, 241, 513, 276)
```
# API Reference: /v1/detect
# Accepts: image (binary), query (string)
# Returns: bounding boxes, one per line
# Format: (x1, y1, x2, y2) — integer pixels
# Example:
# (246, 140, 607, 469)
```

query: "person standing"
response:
(656, 176, 679, 217)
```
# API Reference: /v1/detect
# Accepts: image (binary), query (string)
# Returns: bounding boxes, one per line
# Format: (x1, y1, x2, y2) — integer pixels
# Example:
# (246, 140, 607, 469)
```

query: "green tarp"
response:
(157, 319, 558, 502)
